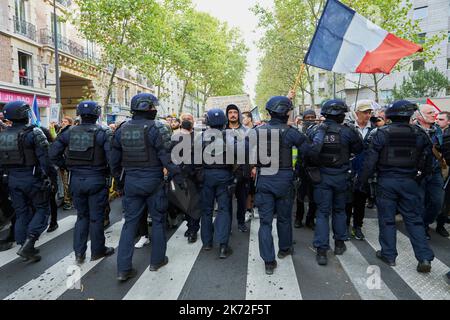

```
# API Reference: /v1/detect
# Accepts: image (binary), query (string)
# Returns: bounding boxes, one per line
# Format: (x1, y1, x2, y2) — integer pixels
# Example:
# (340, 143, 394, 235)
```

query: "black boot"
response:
(219, 244, 233, 259)
(334, 240, 347, 255)
(316, 249, 327, 266)
(17, 237, 41, 262)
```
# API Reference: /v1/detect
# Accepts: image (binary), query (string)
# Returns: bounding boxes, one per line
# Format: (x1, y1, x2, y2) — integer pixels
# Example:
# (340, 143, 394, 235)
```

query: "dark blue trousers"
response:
(71, 174, 108, 256)
(419, 171, 444, 226)
(8, 170, 50, 245)
(255, 170, 294, 263)
(201, 169, 232, 246)
(377, 177, 434, 262)
(117, 173, 167, 273)
(313, 173, 348, 250)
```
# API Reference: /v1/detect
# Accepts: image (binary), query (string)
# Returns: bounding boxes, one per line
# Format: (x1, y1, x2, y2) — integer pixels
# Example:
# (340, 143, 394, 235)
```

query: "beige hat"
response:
(355, 100, 374, 112)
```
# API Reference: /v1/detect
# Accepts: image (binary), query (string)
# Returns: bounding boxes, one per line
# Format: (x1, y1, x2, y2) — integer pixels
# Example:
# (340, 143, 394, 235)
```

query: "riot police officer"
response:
(356, 100, 434, 273)
(0, 101, 51, 261)
(201, 108, 234, 259)
(49, 101, 114, 264)
(253, 96, 310, 275)
(111, 93, 182, 281)
(307, 99, 363, 266)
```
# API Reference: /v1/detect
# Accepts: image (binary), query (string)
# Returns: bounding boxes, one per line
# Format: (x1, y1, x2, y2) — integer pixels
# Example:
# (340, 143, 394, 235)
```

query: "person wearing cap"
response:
(347, 100, 376, 241)
(356, 100, 434, 273)
(49, 101, 115, 265)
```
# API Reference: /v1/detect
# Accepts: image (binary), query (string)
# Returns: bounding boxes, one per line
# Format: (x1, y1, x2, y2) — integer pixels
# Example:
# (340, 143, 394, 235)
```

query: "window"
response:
(15, 0, 26, 22)
(318, 88, 325, 96)
(124, 87, 130, 106)
(18, 51, 33, 87)
(380, 90, 393, 101)
(413, 60, 424, 71)
(413, 6, 428, 20)
(319, 73, 325, 82)
(447, 59, 450, 70)
(86, 40, 95, 59)
(50, 13, 65, 38)
(418, 33, 426, 44)
(446, 86, 450, 96)
(109, 88, 116, 104)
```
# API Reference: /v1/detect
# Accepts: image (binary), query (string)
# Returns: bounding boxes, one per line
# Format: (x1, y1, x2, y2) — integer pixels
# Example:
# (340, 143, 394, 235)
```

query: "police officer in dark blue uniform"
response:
(0, 101, 51, 261)
(201, 108, 234, 259)
(111, 93, 182, 281)
(356, 100, 434, 273)
(308, 99, 363, 266)
(49, 101, 114, 264)
(254, 96, 310, 275)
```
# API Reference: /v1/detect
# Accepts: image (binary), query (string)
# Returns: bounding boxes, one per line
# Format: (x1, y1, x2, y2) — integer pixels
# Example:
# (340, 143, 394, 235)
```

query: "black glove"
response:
(173, 174, 187, 190)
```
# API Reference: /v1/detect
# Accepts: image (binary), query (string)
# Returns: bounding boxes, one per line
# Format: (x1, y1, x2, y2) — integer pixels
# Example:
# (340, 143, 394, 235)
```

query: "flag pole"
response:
(292, 63, 305, 93)
(354, 73, 362, 108)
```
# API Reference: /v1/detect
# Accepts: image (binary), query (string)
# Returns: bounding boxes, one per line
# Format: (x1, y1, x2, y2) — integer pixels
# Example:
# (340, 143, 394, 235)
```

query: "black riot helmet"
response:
(385, 100, 418, 119)
(2, 100, 30, 121)
(76, 100, 101, 117)
(265, 96, 293, 116)
(130, 93, 159, 113)
(321, 99, 349, 116)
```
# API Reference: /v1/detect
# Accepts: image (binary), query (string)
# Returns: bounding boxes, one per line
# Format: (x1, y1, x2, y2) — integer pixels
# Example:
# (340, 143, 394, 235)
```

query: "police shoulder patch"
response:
(32, 127, 49, 148)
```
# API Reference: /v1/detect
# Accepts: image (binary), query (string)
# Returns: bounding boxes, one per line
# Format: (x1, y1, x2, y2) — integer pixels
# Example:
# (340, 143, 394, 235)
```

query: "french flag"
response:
(304, 0, 423, 74)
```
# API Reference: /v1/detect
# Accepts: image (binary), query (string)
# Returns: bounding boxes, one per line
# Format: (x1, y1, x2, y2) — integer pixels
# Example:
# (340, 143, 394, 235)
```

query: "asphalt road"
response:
(0, 198, 449, 300)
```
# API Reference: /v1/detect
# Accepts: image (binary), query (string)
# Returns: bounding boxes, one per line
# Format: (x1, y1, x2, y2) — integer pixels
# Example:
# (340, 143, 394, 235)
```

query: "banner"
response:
(49, 103, 61, 123)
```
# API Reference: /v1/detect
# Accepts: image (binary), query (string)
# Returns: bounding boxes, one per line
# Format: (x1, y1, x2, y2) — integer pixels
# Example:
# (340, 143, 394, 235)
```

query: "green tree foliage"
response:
(70, 0, 248, 115)
(392, 68, 450, 99)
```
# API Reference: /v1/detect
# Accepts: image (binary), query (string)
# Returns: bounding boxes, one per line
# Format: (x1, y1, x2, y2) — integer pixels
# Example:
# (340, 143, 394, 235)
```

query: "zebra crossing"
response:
(0, 203, 449, 300)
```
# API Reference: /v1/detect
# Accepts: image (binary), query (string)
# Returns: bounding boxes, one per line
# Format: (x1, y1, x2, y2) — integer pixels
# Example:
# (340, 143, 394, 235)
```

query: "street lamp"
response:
(41, 63, 56, 88)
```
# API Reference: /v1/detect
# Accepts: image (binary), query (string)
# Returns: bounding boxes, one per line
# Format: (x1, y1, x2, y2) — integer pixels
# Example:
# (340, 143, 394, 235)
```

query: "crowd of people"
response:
(0, 92, 449, 285)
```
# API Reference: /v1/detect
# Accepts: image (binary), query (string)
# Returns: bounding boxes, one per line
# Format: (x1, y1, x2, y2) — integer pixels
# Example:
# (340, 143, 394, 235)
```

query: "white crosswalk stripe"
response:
(4, 220, 124, 300)
(0, 215, 77, 269)
(124, 221, 203, 300)
(2, 214, 449, 300)
(335, 241, 397, 300)
(364, 219, 450, 300)
(246, 220, 302, 300)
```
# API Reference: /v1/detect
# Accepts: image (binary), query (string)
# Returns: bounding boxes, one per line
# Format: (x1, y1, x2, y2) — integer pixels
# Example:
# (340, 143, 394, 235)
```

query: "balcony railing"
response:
(40, 28, 99, 64)
(56, 0, 72, 7)
(19, 76, 33, 87)
(13, 16, 36, 41)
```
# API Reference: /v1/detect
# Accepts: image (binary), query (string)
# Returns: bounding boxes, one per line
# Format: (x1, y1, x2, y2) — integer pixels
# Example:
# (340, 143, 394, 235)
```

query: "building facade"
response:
(0, 0, 154, 127)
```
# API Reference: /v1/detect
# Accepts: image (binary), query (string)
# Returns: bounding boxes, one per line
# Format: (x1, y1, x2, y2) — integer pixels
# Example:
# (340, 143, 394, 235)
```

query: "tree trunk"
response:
(300, 88, 306, 113)
(101, 19, 128, 122)
(373, 74, 380, 103)
(178, 78, 189, 116)
(103, 66, 118, 121)
(156, 60, 166, 99)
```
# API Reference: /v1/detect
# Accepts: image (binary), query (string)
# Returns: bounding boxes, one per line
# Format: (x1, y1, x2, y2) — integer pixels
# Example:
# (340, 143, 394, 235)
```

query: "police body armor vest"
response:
(65, 124, 106, 167)
(378, 124, 419, 168)
(203, 129, 230, 169)
(441, 129, 450, 164)
(121, 121, 162, 168)
(258, 123, 293, 169)
(0, 126, 38, 167)
(318, 124, 350, 168)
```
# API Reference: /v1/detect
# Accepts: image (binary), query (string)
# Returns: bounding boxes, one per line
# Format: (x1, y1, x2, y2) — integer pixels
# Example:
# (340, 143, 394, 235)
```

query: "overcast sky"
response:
(191, 0, 273, 101)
